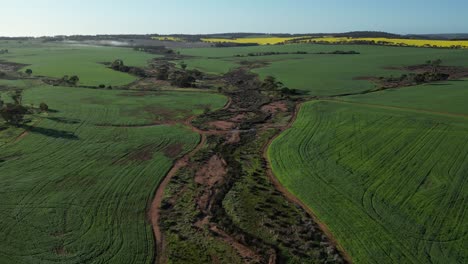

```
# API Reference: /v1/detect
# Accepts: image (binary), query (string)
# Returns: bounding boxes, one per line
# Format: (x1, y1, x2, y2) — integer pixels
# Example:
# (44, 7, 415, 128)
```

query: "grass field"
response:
(268, 100, 468, 263)
(0, 85, 226, 263)
(201, 36, 304, 45)
(0, 41, 156, 86)
(179, 44, 468, 96)
(342, 79, 468, 116)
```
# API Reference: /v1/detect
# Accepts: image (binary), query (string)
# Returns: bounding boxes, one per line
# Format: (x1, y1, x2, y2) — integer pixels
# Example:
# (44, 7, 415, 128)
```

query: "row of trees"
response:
(261, 76, 298, 96)
(154, 62, 202, 88)
(111, 59, 147, 77)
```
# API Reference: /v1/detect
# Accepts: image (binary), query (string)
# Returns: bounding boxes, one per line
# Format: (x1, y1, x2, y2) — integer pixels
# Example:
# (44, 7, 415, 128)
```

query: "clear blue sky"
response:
(1, 0, 467, 36)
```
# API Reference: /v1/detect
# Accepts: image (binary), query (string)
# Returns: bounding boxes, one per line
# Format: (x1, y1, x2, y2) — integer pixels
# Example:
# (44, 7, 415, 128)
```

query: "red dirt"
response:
(194, 155, 227, 186)
(207, 120, 236, 131)
(261, 101, 288, 114)
(229, 113, 247, 122)
(194, 154, 228, 211)
(148, 96, 235, 264)
(14, 119, 44, 143)
(225, 130, 241, 144)
(14, 131, 29, 143)
(149, 120, 207, 264)
(262, 102, 353, 264)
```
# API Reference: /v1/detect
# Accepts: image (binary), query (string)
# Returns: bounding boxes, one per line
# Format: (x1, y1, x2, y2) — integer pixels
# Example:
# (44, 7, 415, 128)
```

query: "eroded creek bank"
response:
(152, 69, 348, 264)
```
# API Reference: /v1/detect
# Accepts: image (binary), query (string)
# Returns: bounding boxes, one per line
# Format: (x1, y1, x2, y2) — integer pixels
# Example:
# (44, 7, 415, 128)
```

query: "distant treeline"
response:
(5, 32, 468, 42)
(234, 50, 360, 57)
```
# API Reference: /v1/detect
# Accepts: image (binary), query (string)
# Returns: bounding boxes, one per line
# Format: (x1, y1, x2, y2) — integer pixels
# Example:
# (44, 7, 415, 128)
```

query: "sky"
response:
(0, 0, 467, 37)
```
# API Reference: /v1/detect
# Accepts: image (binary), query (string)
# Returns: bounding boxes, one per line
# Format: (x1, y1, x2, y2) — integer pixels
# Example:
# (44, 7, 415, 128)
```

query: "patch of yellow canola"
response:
(294, 37, 468, 48)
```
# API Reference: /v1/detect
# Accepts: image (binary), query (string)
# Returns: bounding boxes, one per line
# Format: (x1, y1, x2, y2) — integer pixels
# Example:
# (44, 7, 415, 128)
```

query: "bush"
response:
(39, 102, 49, 112)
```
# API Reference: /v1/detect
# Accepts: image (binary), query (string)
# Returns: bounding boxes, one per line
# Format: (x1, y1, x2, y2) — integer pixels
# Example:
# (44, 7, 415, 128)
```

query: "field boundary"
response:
(325, 99, 468, 119)
(263, 101, 353, 263)
(148, 95, 231, 264)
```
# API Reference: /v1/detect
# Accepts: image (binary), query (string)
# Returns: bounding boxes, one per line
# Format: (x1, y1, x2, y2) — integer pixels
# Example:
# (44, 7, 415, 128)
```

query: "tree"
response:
(39, 102, 49, 112)
(0, 90, 28, 126)
(11, 89, 23, 105)
(261, 76, 284, 91)
(431, 59, 442, 73)
(111, 59, 124, 69)
(156, 65, 169, 80)
(69, 75, 80, 86)
(25, 69, 33, 76)
(180, 62, 187, 70)
(170, 71, 196, 87)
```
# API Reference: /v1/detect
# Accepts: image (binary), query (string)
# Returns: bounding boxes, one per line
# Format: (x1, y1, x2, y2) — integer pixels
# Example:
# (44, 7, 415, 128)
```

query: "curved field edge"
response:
(0, 41, 157, 86)
(0, 86, 228, 263)
(267, 100, 468, 263)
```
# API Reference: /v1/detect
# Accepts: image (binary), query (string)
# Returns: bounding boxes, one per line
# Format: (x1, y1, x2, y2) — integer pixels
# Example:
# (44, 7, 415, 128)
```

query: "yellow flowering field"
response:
(296, 37, 468, 48)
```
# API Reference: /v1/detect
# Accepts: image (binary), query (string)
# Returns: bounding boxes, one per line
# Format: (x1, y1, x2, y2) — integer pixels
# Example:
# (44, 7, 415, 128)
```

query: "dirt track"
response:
(148, 97, 232, 264)
(262, 102, 353, 264)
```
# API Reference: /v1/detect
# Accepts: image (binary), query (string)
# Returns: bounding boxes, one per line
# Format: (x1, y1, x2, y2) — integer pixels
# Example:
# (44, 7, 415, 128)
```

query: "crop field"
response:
(0, 83, 227, 263)
(2, 35, 468, 264)
(201, 36, 305, 45)
(0, 41, 156, 86)
(268, 100, 468, 263)
(342, 79, 468, 116)
(200, 36, 468, 48)
(151, 36, 184, 42)
(179, 44, 468, 96)
(296, 37, 468, 48)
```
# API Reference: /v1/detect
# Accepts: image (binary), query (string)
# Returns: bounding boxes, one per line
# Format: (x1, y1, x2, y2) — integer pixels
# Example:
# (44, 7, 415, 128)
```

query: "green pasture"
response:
(0, 84, 227, 263)
(179, 44, 468, 96)
(0, 41, 156, 86)
(342, 79, 468, 116)
(268, 100, 468, 263)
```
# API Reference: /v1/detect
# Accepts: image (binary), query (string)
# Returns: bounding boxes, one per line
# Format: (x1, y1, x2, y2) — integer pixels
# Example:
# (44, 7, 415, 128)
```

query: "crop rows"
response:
(268, 101, 468, 263)
(0, 85, 227, 263)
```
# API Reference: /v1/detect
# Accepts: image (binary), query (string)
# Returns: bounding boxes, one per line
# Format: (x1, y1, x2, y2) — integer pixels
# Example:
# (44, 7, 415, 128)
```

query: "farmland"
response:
(295, 37, 468, 48)
(201, 36, 468, 48)
(268, 100, 468, 263)
(0, 42, 228, 263)
(0, 41, 155, 86)
(201, 36, 305, 45)
(1, 32, 468, 264)
(179, 44, 468, 96)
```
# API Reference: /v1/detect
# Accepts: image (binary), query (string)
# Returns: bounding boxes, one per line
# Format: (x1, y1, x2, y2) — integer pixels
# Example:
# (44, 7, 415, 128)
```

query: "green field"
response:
(2, 39, 468, 263)
(179, 44, 468, 96)
(342, 79, 468, 116)
(0, 41, 156, 86)
(0, 84, 226, 263)
(268, 101, 468, 263)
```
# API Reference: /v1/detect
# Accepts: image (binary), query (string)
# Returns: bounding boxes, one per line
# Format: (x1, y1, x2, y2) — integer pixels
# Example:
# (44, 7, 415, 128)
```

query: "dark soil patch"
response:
(406, 64, 468, 79)
(0, 60, 28, 73)
(115, 144, 157, 164)
(163, 143, 184, 159)
(238, 60, 271, 69)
